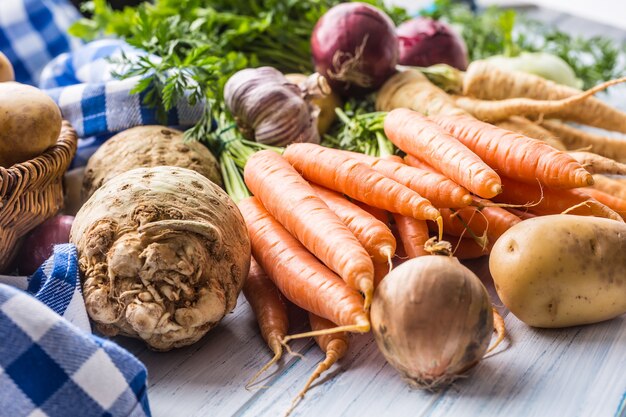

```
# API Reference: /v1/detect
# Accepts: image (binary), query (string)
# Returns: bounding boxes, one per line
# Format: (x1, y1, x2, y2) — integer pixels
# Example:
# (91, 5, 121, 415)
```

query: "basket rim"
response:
(0, 120, 78, 177)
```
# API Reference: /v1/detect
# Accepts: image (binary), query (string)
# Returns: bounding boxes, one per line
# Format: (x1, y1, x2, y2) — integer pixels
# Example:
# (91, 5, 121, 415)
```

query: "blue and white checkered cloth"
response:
(0, 0, 205, 168)
(0, 0, 81, 86)
(0, 244, 151, 417)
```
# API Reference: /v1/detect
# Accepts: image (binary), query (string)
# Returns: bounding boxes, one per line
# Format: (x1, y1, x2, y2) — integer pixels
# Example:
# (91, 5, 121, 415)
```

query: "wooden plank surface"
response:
(115, 258, 626, 417)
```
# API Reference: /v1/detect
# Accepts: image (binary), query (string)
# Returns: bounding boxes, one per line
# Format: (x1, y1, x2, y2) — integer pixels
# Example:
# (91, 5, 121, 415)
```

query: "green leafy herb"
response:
(70, 0, 405, 143)
(322, 99, 394, 158)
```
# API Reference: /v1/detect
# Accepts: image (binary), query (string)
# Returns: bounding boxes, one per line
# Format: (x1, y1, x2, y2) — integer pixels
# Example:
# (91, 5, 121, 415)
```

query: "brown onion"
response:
(371, 250, 493, 388)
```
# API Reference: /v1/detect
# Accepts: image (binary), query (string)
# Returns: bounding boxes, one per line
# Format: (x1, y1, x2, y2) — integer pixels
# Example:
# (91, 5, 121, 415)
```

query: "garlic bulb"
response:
(224, 67, 320, 146)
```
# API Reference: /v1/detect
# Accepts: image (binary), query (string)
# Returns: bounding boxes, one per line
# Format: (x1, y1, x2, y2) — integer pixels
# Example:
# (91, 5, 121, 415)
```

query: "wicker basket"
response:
(0, 121, 78, 272)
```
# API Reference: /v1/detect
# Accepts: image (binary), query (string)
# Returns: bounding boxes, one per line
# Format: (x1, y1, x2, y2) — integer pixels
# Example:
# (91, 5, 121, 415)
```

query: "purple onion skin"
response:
(311, 2, 399, 97)
(17, 215, 74, 275)
(397, 17, 468, 71)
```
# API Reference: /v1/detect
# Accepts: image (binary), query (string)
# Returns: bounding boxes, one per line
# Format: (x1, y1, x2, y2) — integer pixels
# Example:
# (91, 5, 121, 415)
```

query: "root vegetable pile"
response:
(70, 167, 250, 350)
(63, 0, 626, 412)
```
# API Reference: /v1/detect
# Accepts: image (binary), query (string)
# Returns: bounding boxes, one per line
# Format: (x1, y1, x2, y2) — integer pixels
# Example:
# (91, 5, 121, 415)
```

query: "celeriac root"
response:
(455, 77, 626, 125)
(541, 120, 626, 162)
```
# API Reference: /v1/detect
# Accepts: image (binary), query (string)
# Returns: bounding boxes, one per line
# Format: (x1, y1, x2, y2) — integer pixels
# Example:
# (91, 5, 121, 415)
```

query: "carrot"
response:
(244, 150, 374, 308)
(436, 205, 521, 247)
(494, 176, 623, 222)
(393, 213, 429, 258)
(463, 61, 626, 134)
(283, 143, 441, 223)
(455, 77, 626, 125)
(353, 201, 389, 224)
(506, 208, 537, 221)
(373, 259, 391, 288)
(589, 175, 626, 200)
(568, 152, 626, 175)
(238, 197, 370, 339)
(347, 151, 473, 208)
(384, 108, 502, 199)
(433, 114, 593, 189)
(494, 116, 566, 150)
(310, 183, 396, 264)
(581, 188, 626, 218)
(489, 308, 507, 353)
(404, 154, 437, 172)
(541, 120, 626, 162)
(445, 235, 491, 260)
(243, 258, 289, 388)
(286, 313, 349, 416)
(376, 68, 468, 117)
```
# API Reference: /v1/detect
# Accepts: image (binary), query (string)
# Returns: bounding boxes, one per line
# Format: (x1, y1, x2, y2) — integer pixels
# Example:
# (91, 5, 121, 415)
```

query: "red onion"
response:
(397, 17, 468, 71)
(311, 2, 398, 97)
(17, 215, 74, 275)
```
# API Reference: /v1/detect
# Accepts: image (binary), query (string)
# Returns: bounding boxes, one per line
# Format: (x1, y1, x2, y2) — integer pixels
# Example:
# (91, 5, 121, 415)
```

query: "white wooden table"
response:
(116, 259, 626, 417)
(116, 6, 626, 417)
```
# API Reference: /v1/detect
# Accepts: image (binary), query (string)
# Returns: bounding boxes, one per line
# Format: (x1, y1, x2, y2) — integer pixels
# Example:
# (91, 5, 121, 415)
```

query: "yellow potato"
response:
(0, 52, 14, 82)
(0, 82, 62, 167)
(490, 215, 626, 328)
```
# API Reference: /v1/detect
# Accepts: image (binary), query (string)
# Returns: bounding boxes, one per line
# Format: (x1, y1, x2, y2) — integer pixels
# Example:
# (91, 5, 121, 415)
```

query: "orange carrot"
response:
(353, 201, 389, 224)
(445, 235, 491, 260)
(404, 154, 436, 172)
(287, 313, 349, 416)
(373, 259, 391, 288)
(283, 143, 441, 222)
(437, 206, 521, 247)
(311, 183, 396, 264)
(347, 151, 472, 208)
(243, 258, 289, 387)
(581, 188, 626, 218)
(495, 176, 622, 221)
(239, 197, 369, 340)
(244, 150, 374, 308)
(393, 213, 429, 258)
(433, 115, 593, 189)
(506, 208, 537, 221)
(384, 108, 502, 199)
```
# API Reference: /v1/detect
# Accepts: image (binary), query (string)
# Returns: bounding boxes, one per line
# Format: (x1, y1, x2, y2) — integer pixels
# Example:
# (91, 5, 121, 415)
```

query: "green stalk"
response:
(220, 152, 250, 204)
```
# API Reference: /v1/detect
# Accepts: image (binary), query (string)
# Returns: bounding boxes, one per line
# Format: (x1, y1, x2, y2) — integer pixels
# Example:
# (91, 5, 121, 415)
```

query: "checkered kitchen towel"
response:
(0, 0, 81, 86)
(0, 245, 151, 417)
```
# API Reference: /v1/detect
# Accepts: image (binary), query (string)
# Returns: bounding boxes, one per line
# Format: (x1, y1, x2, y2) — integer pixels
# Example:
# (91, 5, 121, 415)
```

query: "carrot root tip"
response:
(487, 307, 507, 354)
(491, 183, 503, 196)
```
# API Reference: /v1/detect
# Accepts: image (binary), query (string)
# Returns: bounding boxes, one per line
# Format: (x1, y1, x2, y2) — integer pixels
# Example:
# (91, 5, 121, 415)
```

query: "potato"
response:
(490, 215, 626, 328)
(0, 82, 62, 167)
(0, 52, 14, 82)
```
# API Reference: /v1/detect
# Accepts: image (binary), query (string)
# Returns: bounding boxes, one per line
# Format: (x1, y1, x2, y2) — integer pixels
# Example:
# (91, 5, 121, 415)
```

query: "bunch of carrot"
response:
(376, 62, 626, 223)
(235, 61, 626, 413)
